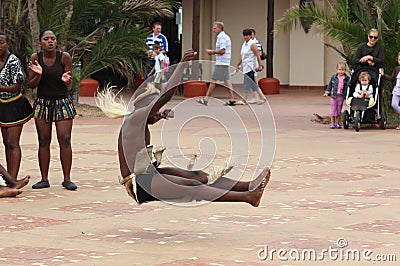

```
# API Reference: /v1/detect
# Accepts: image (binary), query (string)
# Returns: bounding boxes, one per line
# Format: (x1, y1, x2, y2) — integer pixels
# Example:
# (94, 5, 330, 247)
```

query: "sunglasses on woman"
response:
(369, 35, 378, 39)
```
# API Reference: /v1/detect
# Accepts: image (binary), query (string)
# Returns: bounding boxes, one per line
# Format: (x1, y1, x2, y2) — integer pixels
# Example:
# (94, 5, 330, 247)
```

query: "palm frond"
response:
(79, 23, 147, 81)
(275, 0, 400, 54)
(38, 0, 69, 30)
(121, 0, 179, 19)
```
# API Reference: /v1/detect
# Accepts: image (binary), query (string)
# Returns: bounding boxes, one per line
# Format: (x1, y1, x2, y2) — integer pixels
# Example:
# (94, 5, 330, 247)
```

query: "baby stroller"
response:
(342, 67, 387, 132)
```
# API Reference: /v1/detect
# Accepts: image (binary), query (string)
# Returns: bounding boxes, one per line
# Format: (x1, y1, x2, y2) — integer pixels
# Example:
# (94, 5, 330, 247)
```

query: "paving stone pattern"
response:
(1, 90, 398, 265)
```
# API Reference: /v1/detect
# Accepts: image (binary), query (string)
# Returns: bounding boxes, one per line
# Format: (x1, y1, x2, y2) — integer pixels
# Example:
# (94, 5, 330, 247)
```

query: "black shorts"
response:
(211, 65, 230, 81)
(136, 172, 158, 204)
(0, 93, 33, 127)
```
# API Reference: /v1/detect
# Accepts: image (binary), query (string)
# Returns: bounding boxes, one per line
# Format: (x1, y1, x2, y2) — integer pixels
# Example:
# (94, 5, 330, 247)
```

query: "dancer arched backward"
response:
(96, 49, 270, 206)
(0, 163, 30, 197)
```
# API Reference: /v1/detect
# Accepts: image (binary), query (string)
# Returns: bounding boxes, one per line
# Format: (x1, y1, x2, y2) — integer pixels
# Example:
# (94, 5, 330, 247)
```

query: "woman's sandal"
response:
(32, 180, 50, 189)
(61, 181, 77, 190)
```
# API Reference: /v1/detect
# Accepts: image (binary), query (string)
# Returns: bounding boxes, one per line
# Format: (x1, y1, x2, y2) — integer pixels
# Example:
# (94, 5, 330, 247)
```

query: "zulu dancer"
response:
(97, 49, 270, 206)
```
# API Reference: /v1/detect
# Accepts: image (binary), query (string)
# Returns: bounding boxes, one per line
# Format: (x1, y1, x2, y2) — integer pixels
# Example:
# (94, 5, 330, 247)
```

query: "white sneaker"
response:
(196, 98, 208, 106)
(247, 99, 258, 104)
(257, 99, 266, 105)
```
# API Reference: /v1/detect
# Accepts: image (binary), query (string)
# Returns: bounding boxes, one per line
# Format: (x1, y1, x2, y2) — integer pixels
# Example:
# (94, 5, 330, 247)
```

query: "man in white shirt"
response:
(197, 21, 237, 106)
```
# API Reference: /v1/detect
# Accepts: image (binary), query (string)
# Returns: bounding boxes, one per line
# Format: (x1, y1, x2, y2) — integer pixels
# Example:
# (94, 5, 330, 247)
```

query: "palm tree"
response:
(276, 0, 400, 69)
(32, 0, 179, 89)
(4, 0, 178, 90)
(274, 0, 400, 110)
(1, 0, 30, 70)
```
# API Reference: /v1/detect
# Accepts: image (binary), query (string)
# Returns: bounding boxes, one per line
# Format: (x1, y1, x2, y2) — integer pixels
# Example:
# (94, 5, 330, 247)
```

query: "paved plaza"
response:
(1, 89, 399, 265)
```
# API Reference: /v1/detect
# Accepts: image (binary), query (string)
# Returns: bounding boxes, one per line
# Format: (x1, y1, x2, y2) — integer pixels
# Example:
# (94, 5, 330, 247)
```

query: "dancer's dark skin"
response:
(0, 186, 21, 197)
(118, 49, 270, 206)
(28, 30, 74, 186)
(0, 33, 30, 180)
(0, 163, 28, 197)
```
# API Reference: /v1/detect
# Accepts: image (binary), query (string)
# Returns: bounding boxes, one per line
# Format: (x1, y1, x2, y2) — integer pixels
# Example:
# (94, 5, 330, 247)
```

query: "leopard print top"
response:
(0, 53, 24, 100)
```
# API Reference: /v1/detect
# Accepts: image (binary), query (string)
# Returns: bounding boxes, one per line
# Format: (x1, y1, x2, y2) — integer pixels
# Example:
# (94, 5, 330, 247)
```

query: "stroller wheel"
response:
(343, 110, 350, 129)
(379, 110, 387, 129)
(354, 111, 361, 132)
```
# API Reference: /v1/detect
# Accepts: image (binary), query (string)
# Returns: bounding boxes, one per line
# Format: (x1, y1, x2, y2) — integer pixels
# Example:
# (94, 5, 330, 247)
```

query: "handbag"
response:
(260, 45, 267, 60)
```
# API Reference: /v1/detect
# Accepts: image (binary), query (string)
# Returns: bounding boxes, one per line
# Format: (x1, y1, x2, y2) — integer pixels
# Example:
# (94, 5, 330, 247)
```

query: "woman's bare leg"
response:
(55, 119, 73, 182)
(35, 119, 52, 181)
(1, 125, 23, 179)
(256, 89, 267, 101)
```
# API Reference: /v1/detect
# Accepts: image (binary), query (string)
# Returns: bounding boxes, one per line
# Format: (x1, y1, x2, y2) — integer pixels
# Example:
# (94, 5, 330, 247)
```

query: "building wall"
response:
(182, 0, 343, 89)
(274, 0, 290, 85)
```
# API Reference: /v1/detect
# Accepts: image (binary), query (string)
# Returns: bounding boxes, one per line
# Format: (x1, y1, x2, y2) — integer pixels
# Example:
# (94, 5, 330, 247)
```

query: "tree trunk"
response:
(191, 0, 200, 80)
(267, 0, 274, 78)
(27, 0, 40, 53)
(60, 0, 74, 50)
(0, 0, 4, 32)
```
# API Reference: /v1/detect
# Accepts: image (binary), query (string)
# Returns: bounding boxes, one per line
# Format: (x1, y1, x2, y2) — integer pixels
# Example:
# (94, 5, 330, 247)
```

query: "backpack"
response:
(163, 55, 170, 72)
(260, 45, 267, 60)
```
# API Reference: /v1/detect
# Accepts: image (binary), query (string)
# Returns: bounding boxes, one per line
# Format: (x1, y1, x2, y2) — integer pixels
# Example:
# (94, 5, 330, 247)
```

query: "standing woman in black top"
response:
(28, 29, 77, 190)
(353, 28, 384, 82)
(0, 32, 32, 187)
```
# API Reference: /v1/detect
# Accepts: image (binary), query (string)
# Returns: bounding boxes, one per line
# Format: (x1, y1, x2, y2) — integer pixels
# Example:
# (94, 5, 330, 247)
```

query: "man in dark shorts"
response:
(197, 21, 238, 106)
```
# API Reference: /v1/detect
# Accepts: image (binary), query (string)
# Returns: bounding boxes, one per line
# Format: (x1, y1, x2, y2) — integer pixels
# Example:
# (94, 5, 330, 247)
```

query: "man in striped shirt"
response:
(144, 22, 169, 78)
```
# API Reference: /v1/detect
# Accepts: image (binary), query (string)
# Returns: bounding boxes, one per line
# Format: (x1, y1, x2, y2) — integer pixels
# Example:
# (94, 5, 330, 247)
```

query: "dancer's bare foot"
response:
(0, 186, 22, 197)
(249, 167, 271, 191)
(120, 176, 138, 203)
(12, 175, 30, 189)
(248, 168, 271, 207)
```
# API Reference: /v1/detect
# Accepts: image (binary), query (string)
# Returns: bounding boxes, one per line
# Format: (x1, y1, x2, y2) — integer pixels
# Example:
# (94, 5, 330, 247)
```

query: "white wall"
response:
(274, 0, 290, 85)
(182, 0, 268, 80)
(324, 37, 346, 85)
(182, 0, 346, 88)
(182, 0, 193, 53)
